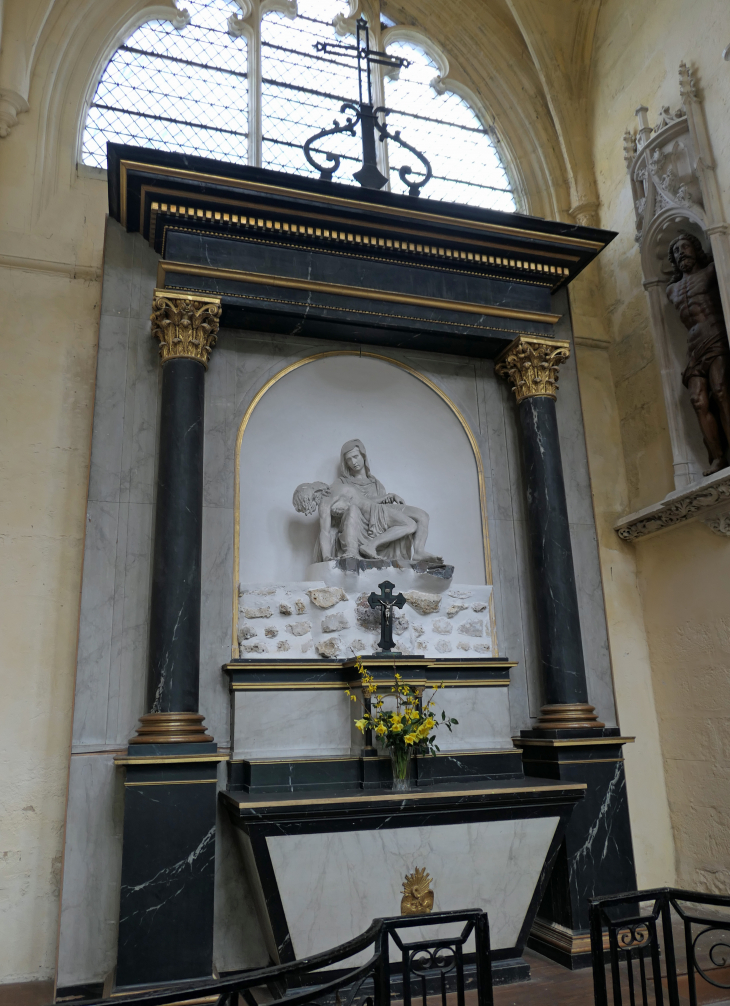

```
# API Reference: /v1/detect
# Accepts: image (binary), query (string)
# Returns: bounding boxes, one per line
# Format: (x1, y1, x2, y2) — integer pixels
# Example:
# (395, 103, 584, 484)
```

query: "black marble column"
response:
(495, 336, 601, 730)
(496, 335, 636, 969)
(116, 291, 222, 990)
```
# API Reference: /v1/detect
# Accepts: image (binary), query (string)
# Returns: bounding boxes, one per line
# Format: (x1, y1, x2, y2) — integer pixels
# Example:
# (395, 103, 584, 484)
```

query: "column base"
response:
(535, 703, 605, 730)
(129, 711, 212, 744)
(527, 917, 598, 970)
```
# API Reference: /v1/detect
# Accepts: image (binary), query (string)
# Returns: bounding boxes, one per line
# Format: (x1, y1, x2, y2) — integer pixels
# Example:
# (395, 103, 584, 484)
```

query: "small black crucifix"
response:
(303, 17, 432, 196)
(369, 580, 406, 653)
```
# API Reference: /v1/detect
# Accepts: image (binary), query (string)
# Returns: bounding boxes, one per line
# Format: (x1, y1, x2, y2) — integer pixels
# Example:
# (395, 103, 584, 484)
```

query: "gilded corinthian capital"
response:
(151, 290, 222, 368)
(494, 335, 571, 403)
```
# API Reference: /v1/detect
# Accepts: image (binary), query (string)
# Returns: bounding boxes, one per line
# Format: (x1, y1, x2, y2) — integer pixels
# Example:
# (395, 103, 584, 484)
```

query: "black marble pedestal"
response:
(516, 730, 636, 969)
(114, 744, 223, 989)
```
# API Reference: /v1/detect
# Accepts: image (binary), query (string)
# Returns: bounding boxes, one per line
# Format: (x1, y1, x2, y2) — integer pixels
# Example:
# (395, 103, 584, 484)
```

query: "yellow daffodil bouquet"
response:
(346, 658, 458, 784)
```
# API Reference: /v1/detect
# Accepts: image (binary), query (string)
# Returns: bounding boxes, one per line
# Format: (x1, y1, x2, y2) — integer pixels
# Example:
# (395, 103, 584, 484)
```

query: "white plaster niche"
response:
(235, 354, 494, 656)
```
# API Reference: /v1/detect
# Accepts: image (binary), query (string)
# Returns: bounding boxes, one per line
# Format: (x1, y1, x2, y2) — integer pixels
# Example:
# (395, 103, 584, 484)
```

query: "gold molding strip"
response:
(513, 737, 636, 748)
(229, 679, 511, 691)
(225, 780, 587, 809)
(231, 351, 496, 658)
(157, 260, 561, 325)
(224, 659, 516, 670)
(124, 779, 218, 787)
(522, 757, 625, 765)
(149, 200, 572, 280)
(120, 159, 606, 250)
(114, 754, 227, 766)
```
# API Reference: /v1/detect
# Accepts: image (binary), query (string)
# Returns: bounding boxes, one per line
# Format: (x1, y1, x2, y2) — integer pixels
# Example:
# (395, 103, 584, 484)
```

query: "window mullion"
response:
(248, 5, 263, 167)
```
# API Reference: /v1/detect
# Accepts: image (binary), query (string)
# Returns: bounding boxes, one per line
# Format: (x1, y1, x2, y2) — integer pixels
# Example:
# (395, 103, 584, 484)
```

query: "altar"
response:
(55, 143, 636, 996)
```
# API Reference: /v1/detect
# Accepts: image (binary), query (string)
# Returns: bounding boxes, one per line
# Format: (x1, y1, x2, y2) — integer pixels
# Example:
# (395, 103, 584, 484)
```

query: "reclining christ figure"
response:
(292, 439, 442, 563)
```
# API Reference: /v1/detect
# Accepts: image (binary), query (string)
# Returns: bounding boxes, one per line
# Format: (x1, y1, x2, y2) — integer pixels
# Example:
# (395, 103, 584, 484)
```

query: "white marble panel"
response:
(427, 687, 512, 751)
(57, 754, 125, 987)
(232, 688, 353, 759)
(266, 816, 559, 960)
(201, 504, 236, 743)
(214, 763, 270, 972)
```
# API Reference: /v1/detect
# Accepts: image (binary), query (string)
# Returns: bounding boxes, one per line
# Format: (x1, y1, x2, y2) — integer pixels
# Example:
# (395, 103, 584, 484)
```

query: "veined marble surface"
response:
(232, 687, 353, 759)
(238, 581, 494, 659)
(266, 817, 559, 961)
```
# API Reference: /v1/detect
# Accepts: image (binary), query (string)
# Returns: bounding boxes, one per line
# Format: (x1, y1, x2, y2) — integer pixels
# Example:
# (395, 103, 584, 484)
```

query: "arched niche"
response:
(642, 207, 713, 487)
(235, 352, 489, 593)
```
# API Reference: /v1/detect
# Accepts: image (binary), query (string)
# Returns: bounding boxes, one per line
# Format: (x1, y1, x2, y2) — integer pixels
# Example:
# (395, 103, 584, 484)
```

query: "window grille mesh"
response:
(82, 0, 248, 168)
(82, 0, 516, 212)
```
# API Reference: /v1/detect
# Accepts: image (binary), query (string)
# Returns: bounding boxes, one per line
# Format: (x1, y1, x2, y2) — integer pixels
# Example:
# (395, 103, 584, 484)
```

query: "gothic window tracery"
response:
(82, 0, 515, 211)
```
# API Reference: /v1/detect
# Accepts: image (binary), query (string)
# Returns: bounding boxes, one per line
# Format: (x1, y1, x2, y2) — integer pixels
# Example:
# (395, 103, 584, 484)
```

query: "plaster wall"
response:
(589, 0, 730, 889)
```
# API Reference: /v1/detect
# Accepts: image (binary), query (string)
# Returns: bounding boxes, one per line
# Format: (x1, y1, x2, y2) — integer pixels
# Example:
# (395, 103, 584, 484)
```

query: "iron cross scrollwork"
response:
(368, 580, 406, 652)
(303, 18, 432, 196)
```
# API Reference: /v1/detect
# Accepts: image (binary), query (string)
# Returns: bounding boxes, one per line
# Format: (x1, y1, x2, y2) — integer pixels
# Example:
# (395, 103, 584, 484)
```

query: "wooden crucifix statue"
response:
(368, 580, 406, 652)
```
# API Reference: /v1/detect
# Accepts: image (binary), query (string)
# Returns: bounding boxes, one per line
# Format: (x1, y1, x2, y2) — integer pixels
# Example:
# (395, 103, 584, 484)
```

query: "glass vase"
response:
(390, 747, 414, 791)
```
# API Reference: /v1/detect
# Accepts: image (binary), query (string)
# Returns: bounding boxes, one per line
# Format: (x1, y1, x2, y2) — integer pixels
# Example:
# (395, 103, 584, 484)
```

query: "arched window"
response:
(82, 0, 249, 169)
(82, 1, 515, 212)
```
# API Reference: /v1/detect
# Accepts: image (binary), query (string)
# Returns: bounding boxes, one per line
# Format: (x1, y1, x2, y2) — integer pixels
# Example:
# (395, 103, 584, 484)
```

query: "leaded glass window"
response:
(82, 1, 516, 212)
(82, 0, 248, 169)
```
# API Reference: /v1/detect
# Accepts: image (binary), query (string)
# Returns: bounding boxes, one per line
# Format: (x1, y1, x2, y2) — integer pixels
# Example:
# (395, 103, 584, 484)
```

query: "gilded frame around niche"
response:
(231, 350, 496, 656)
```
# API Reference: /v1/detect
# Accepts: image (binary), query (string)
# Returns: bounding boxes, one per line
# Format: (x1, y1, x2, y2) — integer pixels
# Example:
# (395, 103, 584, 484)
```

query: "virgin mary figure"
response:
(293, 439, 440, 563)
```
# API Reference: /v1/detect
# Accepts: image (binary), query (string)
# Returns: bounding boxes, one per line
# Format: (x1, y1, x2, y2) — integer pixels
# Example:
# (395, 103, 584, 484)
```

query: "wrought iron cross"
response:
(303, 17, 432, 196)
(368, 580, 406, 652)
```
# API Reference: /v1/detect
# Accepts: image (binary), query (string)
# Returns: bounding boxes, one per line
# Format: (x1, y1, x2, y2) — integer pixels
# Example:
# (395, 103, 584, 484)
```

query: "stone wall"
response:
(589, 0, 730, 888)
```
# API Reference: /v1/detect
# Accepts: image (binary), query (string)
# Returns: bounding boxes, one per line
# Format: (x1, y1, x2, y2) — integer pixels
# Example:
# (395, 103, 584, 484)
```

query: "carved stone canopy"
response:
(151, 290, 222, 368)
(494, 335, 571, 403)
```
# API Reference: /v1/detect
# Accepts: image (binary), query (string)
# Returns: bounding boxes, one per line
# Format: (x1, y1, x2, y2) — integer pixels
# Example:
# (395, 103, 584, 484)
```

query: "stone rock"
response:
(321, 611, 350, 633)
(301, 638, 313, 653)
(239, 625, 257, 640)
(241, 641, 267, 653)
(473, 643, 491, 654)
(350, 638, 366, 653)
(446, 603, 468, 618)
(316, 637, 341, 658)
(308, 587, 348, 609)
(448, 589, 473, 599)
(404, 590, 441, 615)
(412, 622, 424, 638)
(457, 641, 471, 652)
(435, 639, 452, 653)
(279, 602, 293, 616)
(472, 601, 487, 612)
(277, 640, 291, 652)
(251, 586, 277, 595)
(286, 621, 311, 637)
(265, 626, 278, 638)
(243, 605, 272, 619)
(393, 615, 409, 636)
(355, 593, 380, 630)
(295, 599, 306, 615)
(415, 641, 428, 652)
(458, 619, 483, 637)
(432, 618, 452, 635)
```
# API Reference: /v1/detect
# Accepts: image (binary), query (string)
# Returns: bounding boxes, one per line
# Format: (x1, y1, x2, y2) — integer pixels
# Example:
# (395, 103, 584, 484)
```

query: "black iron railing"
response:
(71, 910, 492, 1006)
(590, 887, 730, 1006)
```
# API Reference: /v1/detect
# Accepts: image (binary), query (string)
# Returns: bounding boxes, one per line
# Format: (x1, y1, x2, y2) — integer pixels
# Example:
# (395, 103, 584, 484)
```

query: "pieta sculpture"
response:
(292, 439, 442, 563)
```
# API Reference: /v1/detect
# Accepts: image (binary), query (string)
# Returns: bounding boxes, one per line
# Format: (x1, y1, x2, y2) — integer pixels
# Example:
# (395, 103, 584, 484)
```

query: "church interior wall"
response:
(588, 0, 730, 890)
(2, 0, 725, 989)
